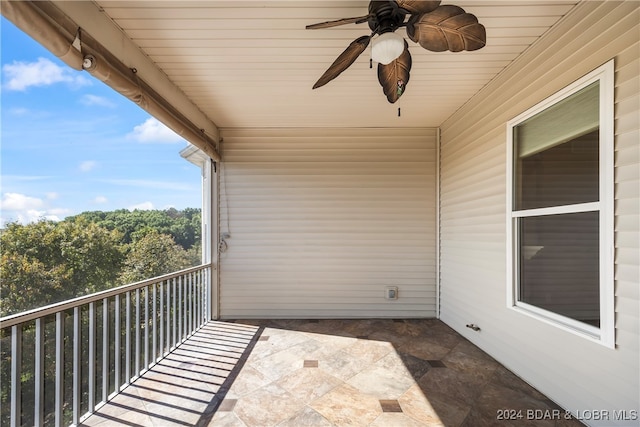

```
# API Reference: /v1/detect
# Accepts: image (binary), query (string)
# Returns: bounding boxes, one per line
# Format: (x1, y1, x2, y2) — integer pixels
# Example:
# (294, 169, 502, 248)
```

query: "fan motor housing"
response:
(368, 1, 407, 33)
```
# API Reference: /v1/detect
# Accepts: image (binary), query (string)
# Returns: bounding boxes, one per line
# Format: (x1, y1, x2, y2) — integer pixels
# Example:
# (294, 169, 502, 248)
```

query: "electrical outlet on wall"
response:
(385, 286, 398, 300)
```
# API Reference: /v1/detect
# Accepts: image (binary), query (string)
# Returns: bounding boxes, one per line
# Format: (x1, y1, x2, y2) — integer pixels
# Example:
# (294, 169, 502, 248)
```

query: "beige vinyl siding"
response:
(219, 128, 437, 318)
(439, 2, 639, 425)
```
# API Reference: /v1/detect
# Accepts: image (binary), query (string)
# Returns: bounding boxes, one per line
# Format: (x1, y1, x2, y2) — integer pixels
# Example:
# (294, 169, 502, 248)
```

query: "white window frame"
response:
(506, 60, 615, 348)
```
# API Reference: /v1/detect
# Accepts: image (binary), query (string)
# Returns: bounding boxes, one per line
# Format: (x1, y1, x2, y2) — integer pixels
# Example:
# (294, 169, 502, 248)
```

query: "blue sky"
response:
(0, 18, 201, 226)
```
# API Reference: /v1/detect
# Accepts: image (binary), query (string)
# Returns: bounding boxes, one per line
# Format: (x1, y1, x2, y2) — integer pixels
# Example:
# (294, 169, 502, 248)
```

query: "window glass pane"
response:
(515, 131, 599, 210)
(518, 212, 600, 327)
(515, 81, 599, 158)
(514, 81, 600, 211)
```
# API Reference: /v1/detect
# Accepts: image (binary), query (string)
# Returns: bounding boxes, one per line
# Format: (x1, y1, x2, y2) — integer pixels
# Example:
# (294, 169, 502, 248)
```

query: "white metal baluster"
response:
(114, 295, 121, 392)
(159, 280, 164, 356)
(183, 274, 191, 339)
(166, 279, 171, 352)
(191, 272, 195, 334)
(135, 288, 140, 377)
(10, 324, 22, 427)
(144, 286, 149, 370)
(200, 269, 205, 324)
(172, 277, 177, 348)
(178, 275, 183, 342)
(125, 292, 131, 385)
(73, 307, 80, 425)
(34, 318, 44, 427)
(55, 312, 64, 427)
(152, 283, 157, 363)
(186, 273, 191, 335)
(88, 302, 95, 413)
(200, 269, 207, 325)
(196, 271, 200, 327)
(102, 298, 109, 402)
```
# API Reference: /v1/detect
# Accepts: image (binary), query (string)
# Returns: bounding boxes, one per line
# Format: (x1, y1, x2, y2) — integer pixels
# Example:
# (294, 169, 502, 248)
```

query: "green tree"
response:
(0, 218, 124, 316)
(118, 230, 192, 284)
(71, 208, 201, 249)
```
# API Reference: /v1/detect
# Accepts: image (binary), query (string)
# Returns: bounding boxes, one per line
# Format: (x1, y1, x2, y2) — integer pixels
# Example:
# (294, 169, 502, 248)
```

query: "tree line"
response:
(0, 208, 202, 317)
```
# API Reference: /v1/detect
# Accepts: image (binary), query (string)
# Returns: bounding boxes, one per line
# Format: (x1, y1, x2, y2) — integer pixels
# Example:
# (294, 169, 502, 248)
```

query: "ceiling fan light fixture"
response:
(371, 32, 404, 65)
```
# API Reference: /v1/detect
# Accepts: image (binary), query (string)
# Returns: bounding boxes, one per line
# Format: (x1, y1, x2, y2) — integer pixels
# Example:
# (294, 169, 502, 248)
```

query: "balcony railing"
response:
(0, 264, 212, 427)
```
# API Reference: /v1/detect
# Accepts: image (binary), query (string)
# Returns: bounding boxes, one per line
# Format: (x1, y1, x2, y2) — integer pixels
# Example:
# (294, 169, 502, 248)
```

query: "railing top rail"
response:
(0, 263, 212, 329)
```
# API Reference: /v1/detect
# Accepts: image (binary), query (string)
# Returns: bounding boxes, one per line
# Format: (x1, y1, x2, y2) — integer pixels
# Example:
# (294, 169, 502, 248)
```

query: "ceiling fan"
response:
(307, 0, 486, 103)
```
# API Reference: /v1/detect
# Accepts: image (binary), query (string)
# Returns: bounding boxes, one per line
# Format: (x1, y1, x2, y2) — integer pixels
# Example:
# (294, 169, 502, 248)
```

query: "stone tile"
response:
(489, 365, 548, 401)
(275, 366, 343, 403)
(396, 352, 432, 380)
(143, 398, 205, 426)
(207, 410, 248, 427)
(346, 352, 416, 399)
(368, 329, 413, 347)
(443, 347, 500, 383)
(320, 349, 370, 381)
(248, 346, 306, 381)
(396, 338, 452, 361)
(460, 381, 558, 427)
(310, 383, 382, 427)
(233, 383, 306, 427)
(417, 365, 486, 409)
(218, 398, 238, 411)
(225, 365, 272, 398)
(82, 386, 147, 421)
(342, 319, 395, 338)
(371, 412, 427, 427)
(398, 385, 450, 426)
(342, 338, 395, 364)
(80, 406, 156, 426)
(277, 406, 333, 427)
(301, 330, 357, 351)
(246, 328, 311, 361)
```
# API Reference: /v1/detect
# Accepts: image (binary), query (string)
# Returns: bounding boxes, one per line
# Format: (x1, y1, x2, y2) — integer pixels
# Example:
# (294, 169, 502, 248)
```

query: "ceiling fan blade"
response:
(406, 5, 486, 52)
(306, 14, 371, 30)
(377, 40, 411, 104)
(313, 35, 371, 89)
(395, 0, 441, 15)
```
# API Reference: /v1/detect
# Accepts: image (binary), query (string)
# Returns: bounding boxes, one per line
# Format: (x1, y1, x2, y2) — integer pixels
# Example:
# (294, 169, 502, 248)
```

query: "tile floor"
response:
(80, 319, 584, 427)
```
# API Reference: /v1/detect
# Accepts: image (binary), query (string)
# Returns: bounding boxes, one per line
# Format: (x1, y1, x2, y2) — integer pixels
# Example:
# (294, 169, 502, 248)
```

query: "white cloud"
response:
(0, 192, 44, 211)
(127, 118, 184, 144)
(46, 192, 59, 200)
(128, 202, 154, 211)
(79, 160, 97, 172)
(3, 57, 91, 91)
(0, 193, 69, 226)
(80, 94, 116, 108)
(93, 196, 108, 204)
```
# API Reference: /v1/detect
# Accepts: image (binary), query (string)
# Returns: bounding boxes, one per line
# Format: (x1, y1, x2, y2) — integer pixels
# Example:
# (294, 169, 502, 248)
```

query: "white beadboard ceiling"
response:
(93, 0, 579, 130)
